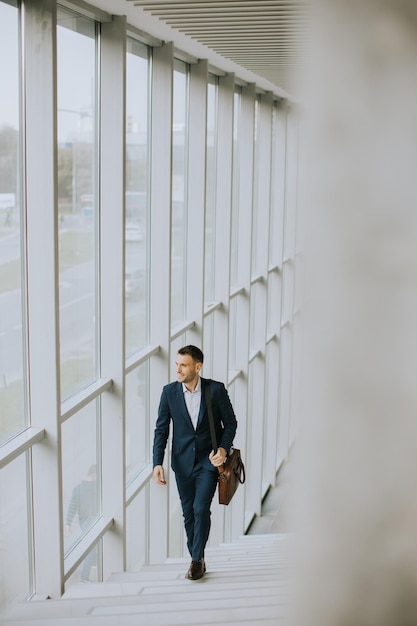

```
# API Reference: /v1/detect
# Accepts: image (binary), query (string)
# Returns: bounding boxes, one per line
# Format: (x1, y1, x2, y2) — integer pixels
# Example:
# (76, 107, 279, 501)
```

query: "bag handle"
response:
(205, 383, 223, 474)
(237, 458, 246, 484)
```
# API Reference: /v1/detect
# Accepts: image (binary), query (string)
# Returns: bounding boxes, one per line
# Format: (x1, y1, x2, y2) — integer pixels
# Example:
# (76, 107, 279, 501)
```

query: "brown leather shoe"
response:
(186, 558, 205, 580)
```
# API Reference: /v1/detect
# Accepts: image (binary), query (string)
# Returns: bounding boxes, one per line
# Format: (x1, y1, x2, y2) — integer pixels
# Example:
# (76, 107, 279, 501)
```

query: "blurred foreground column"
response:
(294, 1, 417, 624)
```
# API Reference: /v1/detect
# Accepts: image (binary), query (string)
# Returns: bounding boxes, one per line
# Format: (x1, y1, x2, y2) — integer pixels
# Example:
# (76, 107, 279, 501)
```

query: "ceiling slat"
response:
(131, 0, 310, 95)
(132, 1, 307, 5)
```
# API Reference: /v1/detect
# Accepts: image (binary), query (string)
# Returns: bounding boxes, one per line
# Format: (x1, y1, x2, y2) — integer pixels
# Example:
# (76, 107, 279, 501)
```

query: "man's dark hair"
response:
(178, 345, 204, 364)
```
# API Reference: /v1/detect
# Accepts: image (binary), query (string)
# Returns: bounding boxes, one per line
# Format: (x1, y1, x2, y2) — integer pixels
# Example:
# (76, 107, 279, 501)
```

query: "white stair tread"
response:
(1, 533, 291, 625)
(2, 604, 288, 626)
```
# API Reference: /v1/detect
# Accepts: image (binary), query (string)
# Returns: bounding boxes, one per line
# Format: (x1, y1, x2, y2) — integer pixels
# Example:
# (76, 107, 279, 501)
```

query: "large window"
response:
(57, 8, 98, 401)
(251, 95, 261, 278)
(0, 0, 26, 444)
(171, 60, 189, 328)
(230, 88, 241, 290)
(126, 361, 149, 483)
(125, 39, 150, 356)
(0, 455, 32, 606)
(62, 403, 100, 556)
(57, 7, 101, 589)
(204, 75, 218, 305)
(126, 485, 148, 570)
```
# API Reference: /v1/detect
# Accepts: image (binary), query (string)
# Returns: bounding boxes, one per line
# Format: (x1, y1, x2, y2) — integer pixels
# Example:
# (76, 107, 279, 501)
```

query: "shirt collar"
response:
(182, 377, 201, 394)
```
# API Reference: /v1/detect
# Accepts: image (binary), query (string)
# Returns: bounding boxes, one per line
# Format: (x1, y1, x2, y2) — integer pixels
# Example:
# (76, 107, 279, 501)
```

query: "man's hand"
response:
(209, 447, 227, 467)
(153, 465, 166, 485)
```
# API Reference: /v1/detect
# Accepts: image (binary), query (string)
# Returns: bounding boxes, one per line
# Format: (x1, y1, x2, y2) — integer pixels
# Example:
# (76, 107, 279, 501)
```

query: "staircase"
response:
(1, 534, 290, 626)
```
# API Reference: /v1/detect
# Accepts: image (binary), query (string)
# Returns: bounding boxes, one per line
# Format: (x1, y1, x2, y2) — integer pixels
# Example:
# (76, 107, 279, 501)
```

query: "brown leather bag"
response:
(205, 385, 246, 505)
(217, 447, 246, 505)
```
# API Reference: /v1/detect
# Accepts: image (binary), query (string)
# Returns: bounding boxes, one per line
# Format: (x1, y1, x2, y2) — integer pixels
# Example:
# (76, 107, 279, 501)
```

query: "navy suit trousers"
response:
(175, 460, 218, 562)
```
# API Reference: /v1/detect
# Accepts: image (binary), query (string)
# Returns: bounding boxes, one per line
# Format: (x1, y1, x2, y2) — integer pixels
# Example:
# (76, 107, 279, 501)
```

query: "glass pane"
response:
(284, 110, 298, 261)
(278, 325, 292, 459)
(251, 97, 261, 277)
(0, 454, 31, 609)
(229, 297, 238, 371)
(230, 89, 241, 290)
(282, 262, 294, 326)
(249, 285, 256, 352)
(246, 361, 256, 514)
(126, 486, 147, 570)
(204, 77, 218, 304)
(57, 9, 98, 400)
(62, 402, 100, 559)
(269, 104, 278, 267)
(269, 103, 286, 269)
(65, 539, 102, 588)
(171, 61, 188, 328)
(267, 271, 280, 337)
(126, 39, 150, 356)
(202, 313, 214, 378)
(0, 1, 26, 444)
(290, 314, 302, 444)
(126, 361, 148, 484)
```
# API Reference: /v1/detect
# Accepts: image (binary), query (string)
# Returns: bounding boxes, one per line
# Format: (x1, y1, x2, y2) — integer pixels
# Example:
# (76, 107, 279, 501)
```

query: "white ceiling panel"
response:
(126, 0, 310, 96)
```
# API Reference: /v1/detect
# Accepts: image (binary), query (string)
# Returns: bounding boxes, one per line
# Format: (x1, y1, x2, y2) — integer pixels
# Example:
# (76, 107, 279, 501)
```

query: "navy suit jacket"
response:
(153, 377, 238, 480)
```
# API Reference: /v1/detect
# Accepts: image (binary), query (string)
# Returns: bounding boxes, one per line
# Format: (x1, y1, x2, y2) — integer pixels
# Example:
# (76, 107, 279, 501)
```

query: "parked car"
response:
(125, 267, 142, 299)
(125, 222, 143, 242)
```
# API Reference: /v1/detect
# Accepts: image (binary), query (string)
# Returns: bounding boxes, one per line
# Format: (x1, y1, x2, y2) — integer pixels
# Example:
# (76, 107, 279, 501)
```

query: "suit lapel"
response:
(176, 381, 195, 428)
(196, 377, 207, 430)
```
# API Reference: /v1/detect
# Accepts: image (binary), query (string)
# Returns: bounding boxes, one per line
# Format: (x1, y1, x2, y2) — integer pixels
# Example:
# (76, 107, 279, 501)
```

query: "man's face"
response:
(176, 353, 201, 384)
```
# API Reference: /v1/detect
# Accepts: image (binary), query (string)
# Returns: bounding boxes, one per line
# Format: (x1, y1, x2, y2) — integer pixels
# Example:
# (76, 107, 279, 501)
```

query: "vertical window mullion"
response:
(99, 14, 127, 581)
(186, 59, 207, 346)
(24, 0, 62, 598)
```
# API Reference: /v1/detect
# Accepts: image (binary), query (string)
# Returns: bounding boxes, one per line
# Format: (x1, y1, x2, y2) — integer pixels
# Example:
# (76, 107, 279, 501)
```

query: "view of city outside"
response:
(124, 40, 150, 492)
(230, 90, 241, 291)
(125, 38, 149, 356)
(0, 1, 26, 445)
(204, 77, 218, 305)
(57, 9, 102, 586)
(57, 8, 98, 402)
(171, 61, 188, 329)
(0, 1, 32, 607)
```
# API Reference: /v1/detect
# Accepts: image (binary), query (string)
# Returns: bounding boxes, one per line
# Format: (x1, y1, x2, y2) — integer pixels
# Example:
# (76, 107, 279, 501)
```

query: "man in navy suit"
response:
(153, 345, 238, 580)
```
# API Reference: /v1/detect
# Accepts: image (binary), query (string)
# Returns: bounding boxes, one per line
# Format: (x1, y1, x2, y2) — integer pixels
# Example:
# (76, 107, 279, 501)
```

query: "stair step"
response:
(0, 533, 290, 625)
(64, 570, 289, 600)
(3, 579, 289, 621)
(108, 559, 287, 580)
(2, 604, 288, 626)
(0, 609, 288, 626)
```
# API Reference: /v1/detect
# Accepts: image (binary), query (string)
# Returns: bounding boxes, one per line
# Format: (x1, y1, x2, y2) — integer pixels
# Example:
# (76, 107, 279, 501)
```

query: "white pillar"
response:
(236, 84, 256, 529)
(213, 72, 235, 383)
(187, 59, 208, 346)
(148, 42, 174, 564)
(100, 15, 127, 578)
(25, 0, 63, 598)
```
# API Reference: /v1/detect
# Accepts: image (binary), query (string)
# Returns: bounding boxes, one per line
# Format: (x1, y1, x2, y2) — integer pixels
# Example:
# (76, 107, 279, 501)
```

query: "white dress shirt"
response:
(182, 377, 202, 430)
